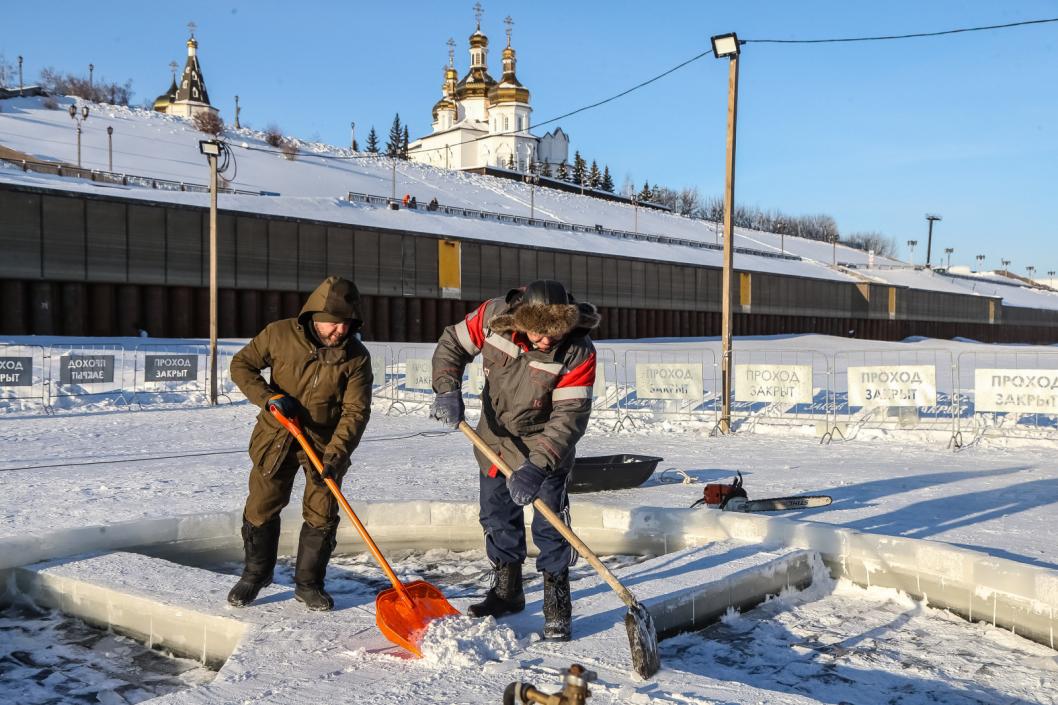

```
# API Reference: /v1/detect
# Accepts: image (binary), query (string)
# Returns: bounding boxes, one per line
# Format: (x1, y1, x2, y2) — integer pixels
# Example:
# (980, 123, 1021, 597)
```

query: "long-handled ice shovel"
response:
(270, 407, 459, 656)
(458, 421, 661, 679)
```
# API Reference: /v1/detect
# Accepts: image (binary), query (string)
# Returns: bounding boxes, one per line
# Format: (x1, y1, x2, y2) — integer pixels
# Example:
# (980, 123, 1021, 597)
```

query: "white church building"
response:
(407, 11, 569, 173)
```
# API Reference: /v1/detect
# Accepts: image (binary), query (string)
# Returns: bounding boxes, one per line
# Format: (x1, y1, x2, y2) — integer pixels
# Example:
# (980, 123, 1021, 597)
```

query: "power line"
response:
(745, 17, 1058, 45)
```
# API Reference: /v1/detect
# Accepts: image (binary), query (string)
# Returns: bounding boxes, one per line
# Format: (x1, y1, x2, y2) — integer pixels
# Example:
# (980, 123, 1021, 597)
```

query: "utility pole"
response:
(18, 55, 24, 96)
(524, 173, 539, 219)
(106, 126, 113, 172)
(88, 63, 94, 92)
(234, 95, 241, 129)
(199, 140, 221, 405)
(976, 254, 985, 270)
(944, 247, 954, 269)
(350, 121, 356, 151)
(712, 32, 740, 434)
(925, 214, 942, 268)
(630, 195, 639, 235)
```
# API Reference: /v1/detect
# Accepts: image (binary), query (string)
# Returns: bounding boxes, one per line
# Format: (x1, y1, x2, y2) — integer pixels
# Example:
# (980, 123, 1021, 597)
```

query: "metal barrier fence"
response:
(954, 350, 1058, 445)
(0, 344, 47, 411)
(829, 349, 960, 444)
(130, 343, 210, 407)
(46, 344, 131, 410)
(730, 348, 833, 434)
(617, 348, 719, 429)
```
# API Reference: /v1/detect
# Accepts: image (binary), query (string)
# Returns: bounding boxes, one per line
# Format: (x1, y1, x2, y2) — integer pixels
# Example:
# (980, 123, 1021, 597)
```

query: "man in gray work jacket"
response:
(430, 279, 599, 641)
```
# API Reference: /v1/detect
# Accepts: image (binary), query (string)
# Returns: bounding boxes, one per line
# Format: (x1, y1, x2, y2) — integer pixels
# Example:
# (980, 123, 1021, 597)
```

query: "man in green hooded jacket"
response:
(227, 276, 372, 611)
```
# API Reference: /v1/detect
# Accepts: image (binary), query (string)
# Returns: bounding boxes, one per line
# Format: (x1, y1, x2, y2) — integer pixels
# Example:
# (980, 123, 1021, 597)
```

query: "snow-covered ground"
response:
(1, 331, 1057, 703)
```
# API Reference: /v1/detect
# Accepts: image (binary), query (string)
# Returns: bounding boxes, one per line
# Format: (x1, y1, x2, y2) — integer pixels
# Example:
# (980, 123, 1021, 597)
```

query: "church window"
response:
(504, 116, 509, 131)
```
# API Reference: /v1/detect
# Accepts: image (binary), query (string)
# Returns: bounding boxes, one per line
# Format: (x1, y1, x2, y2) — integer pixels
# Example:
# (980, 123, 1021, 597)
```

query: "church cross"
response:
(447, 37, 456, 66)
(504, 15, 513, 45)
(187, 20, 197, 38)
(169, 60, 178, 78)
(473, 3, 483, 27)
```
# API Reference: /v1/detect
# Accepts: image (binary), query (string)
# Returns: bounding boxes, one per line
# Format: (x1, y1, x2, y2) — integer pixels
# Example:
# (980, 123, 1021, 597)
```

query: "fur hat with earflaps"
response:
(490, 280, 601, 339)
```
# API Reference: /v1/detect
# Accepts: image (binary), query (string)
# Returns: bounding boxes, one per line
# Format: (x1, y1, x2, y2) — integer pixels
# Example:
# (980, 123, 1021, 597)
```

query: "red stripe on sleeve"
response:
(465, 300, 489, 350)
(556, 352, 596, 388)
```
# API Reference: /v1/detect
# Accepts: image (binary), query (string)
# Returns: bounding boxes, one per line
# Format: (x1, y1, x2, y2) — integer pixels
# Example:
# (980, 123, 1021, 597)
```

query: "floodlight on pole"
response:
(711, 31, 741, 435)
(630, 195, 640, 235)
(88, 63, 94, 91)
(199, 139, 221, 405)
(1026, 265, 1036, 277)
(907, 240, 917, 266)
(523, 173, 540, 219)
(68, 103, 90, 168)
(976, 254, 985, 270)
(18, 55, 24, 96)
(1001, 258, 1011, 270)
(944, 247, 954, 269)
(925, 214, 942, 268)
(106, 126, 113, 172)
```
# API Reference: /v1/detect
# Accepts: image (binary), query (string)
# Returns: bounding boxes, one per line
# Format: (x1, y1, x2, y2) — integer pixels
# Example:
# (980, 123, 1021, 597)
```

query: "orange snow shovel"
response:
(269, 406, 459, 657)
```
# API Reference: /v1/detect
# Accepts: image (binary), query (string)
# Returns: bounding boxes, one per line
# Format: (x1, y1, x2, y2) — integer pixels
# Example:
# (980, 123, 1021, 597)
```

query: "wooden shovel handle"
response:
(270, 407, 411, 602)
(458, 421, 638, 610)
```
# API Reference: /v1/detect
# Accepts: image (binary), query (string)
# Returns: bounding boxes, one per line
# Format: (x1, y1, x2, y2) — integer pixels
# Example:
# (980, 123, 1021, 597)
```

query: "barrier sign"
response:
(0, 357, 33, 386)
(59, 355, 115, 385)
(735, 364, 813, 404)
(974, 369, 1058, 414)
(144, 354, 199, 382)
(466, 362, 486, 395)
(371, 354, 386, 388)
(634, 363, 703, 401)
(847, 365, 936, 407)
(404, 358, 433, 392)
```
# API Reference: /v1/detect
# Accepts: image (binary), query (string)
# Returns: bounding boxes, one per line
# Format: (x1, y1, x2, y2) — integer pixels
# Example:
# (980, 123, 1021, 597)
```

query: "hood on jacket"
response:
(298, 276, 364, 330)
(490, 286, 601, 340)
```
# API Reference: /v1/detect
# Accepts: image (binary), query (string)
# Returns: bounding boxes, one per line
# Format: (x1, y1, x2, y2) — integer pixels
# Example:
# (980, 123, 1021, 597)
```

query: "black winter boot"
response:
(468, 563, 525, 618)
(227, 516, 281, 607)
(293, 522, 338, 612)
(542, 570, 572, 641)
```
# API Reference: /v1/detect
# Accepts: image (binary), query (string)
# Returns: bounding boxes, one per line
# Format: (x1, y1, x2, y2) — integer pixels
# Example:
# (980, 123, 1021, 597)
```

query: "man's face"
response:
(313, 321, 350, 347)
(526, 331, 561, 352)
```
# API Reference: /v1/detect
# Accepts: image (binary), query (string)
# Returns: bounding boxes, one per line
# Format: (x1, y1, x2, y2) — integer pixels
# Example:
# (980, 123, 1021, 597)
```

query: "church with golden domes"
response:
(407, 7, 568, 172)
(153, 23, 218, 119)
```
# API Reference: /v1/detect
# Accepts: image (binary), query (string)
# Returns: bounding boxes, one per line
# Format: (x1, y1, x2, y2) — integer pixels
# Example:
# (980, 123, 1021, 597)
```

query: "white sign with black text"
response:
(847, 365, 936, 407)
(634, 363, 703, 401)
(735, 364, 813, 404)
(974, 369, 1058, 414)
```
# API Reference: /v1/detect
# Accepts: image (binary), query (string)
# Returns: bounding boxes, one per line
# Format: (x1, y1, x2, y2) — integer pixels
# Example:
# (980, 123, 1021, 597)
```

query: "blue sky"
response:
(4, 1, 1057, 272)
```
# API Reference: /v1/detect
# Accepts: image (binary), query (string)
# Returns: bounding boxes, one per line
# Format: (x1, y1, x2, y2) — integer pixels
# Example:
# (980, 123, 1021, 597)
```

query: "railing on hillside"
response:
(0, 156, 276, 197)
(346, 191, 803, 261)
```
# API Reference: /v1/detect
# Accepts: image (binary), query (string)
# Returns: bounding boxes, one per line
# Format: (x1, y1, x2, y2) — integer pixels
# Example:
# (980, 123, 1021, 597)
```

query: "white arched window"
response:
(504, 116, 509, 131)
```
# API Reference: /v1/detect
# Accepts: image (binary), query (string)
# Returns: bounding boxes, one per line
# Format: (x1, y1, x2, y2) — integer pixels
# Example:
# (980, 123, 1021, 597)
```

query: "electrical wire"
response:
(0, 428, 457, 473)
(744, 17, 1058, 45)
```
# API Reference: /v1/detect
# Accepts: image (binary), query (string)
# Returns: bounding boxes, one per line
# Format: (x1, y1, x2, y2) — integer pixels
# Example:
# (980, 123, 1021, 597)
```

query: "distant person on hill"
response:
(428, 197, 439, 211)
(226, 276, 372, 612)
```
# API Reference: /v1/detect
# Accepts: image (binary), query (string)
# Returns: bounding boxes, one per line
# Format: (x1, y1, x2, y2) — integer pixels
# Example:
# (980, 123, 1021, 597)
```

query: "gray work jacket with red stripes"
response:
(432, 296, 597, 473)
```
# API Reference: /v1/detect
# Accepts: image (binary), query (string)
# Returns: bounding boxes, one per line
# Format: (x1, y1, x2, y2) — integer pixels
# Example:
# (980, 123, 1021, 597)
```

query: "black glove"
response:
(267, 393, 299, 419)
(506, 460, 548, 506)
(430, 390, 464, 428)
(312, 453, 343, 486)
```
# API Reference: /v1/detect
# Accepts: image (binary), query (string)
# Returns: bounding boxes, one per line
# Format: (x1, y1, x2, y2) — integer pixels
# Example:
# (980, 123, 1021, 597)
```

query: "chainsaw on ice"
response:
(689, 472, 832, 513)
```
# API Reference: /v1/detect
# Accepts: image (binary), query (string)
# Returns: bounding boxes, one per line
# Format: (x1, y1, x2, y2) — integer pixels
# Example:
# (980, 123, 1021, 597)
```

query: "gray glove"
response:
(430, 390, 464, 428)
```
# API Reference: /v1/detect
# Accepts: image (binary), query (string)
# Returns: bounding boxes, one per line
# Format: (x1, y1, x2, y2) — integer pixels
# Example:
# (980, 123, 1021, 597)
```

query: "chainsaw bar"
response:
(723, 495, 833, 512)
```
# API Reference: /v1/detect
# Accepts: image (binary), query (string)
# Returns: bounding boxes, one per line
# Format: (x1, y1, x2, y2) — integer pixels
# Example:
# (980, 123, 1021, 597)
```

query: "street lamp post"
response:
(1026, 266, 1037, 278)
(106, 126, 113, 172)
(18, 55, 24, 96)
(199, 139, 221, 405)
(234, 95, 241, 129)
(630, 195, 639, 235)
(907, 240, 918, 266)
(711, 31, 741, 434)
(88, 63, 94, 92)
(1001, 258, 1011, 271)
(944, 247, 954, 269)
(976, 254, 985, 270)
(350, 121, 356, 151)
(68, 104, 90, 168)
(925, 214, 942, 268)
(524, 173, 540, 220)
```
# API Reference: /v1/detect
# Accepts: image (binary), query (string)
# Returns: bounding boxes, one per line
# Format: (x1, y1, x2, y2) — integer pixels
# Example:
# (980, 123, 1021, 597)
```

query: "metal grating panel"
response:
(216, 213, 236, 288)
(416, 236, 439, 298)
(267, 221, 297, 290)
(0, 190, 41, 278)
(536, 250, 556, 281)
(376, 232, 403, 296)
(518, 248, 537, 284)
(479, 244, 501, 295)
(353, 230, 380, 295)
(616, 260, 632, 308)
(128, 204, 165, 285)
(166, 207, 202, 286)
(298, 224, 327, 291)
(460, 241, 482, 301)
(326, 226, 354, 282)
(601, 258, 618, 307)
(235, 216, 268, 289)
(500, 247, 520, 291)
(86, 201, 126, 282)
(643, 261, 660, 308)
(42, 195, 85, 281)
(569, 254, 587, 296)
(585, 255, 603, 302)
(401, 236, 417, 296)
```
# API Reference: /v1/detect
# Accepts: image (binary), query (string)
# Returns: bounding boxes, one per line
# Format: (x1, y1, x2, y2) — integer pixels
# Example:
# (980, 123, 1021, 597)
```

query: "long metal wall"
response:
(2, 183, 1056, 344)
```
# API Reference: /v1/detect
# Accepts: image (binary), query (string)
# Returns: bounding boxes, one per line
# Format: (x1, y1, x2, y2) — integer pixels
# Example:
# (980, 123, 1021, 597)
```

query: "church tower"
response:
(487, 16, 533, 169)
(432, 39, 459, 132)
(156, 23, 218, 119)
(454, 4, 495, 124)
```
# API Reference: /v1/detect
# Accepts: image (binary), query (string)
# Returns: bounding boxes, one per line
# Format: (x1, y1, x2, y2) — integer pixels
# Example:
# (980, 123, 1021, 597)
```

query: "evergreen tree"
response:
(506, 153, 516, 170)
(352, 138, 359, 152)
(401, 125, 410, 159)
(651, 184, 664, 202)
(385, 114, 402, 158)
(539, 161, 552, 178)
(587, 160, 601, 189)
(556, 161, 569, 181)
(639, 181, 652, 201)
(365, 126, 380, 154)
(601, 165, 615, 192)
(572, 151, 586, 185)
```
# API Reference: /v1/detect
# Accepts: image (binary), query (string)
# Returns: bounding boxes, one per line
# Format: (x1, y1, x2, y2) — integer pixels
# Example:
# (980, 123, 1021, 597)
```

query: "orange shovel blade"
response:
(375, 580, 460, 657)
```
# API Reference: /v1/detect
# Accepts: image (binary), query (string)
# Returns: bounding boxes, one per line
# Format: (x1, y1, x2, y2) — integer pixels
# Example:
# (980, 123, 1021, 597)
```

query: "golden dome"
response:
(432, 97, 457, 120)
